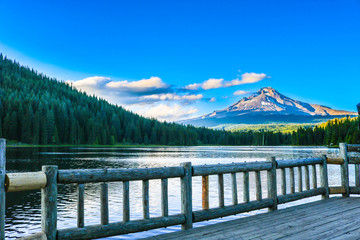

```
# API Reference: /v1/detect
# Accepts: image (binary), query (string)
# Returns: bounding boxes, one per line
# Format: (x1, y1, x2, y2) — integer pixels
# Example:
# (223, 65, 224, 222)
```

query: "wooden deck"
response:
(145, 197, 360, 240)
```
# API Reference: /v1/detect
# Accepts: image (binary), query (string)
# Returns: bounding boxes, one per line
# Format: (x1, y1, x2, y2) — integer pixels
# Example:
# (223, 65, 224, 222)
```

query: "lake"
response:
(4, 146, 349, 239)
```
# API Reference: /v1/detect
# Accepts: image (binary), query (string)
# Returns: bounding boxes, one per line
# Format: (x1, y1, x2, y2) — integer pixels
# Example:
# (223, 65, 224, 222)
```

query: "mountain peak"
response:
(259, 86, 276, 92)
(257, 87, 279, 97)
(182, 87, 357, 127)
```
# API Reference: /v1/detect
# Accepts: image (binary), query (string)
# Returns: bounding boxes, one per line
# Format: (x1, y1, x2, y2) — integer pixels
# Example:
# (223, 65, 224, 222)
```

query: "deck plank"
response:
(145, 198, 344, 240)
(143, 197, 360, 240)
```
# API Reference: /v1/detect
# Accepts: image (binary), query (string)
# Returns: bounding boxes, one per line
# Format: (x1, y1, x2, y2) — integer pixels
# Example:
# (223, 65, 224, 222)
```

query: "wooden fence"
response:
(1, 138, 360, 240)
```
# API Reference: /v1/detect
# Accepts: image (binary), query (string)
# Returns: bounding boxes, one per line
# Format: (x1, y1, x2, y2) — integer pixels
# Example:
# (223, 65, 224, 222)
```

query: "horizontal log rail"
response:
(5, 172, 47, 192)
(193, 199, 274, 222)
(57, 214, 185, 240)
(348, 144, 360, 152)
(276, 158, 323, 168)
(349, 186, 360, 194)
(349, 156, 360, 164)
(192, 162, 272, 176)
(58, 166, 185, 184)
(1, 140, 360, 240)
(326, 157, 344, 165)
(277, 188, 326, 204)
(329, 186, 346, 194)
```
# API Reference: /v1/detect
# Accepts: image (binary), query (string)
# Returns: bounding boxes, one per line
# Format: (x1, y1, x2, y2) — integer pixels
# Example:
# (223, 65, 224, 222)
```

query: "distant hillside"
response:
(182, 87, 357, 127)
(1, 55, 358, 147)
(0, 54, 242, 146)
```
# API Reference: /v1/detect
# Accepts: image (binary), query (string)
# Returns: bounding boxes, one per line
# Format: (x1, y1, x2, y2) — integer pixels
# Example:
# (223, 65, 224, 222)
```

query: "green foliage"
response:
(0, 55, 254, 146)
(224, 123, 316, 133)
(0, 54, 359, 146)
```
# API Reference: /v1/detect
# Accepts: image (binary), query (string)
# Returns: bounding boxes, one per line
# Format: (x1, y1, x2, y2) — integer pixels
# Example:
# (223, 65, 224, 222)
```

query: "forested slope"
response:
(0, 54, 358, 146)
(0, 54, 231, 145)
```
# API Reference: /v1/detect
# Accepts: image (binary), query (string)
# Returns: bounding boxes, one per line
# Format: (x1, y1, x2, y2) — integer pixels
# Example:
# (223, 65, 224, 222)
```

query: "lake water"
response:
(4, 146, 353, 239)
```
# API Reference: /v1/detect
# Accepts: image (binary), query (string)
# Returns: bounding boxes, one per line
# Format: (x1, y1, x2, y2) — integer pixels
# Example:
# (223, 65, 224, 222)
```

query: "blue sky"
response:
(1, 0, 359, 121)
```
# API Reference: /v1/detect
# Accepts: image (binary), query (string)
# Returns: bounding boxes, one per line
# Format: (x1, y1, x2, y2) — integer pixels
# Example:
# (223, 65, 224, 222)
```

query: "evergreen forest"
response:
(0, 54, 359, 146)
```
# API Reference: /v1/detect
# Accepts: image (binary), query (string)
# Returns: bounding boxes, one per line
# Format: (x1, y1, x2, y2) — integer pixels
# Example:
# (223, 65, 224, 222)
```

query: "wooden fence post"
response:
(267, 157, 277, 211)
(42, 165, 58, 240)
(77, 184, 85, 228)
(202, 175, 209, 210)
(339, 143, 349, 197)
(100, 183, 109, 224)
(0, 139, 5, 240)
(319, 155, 329, 199)
(181, 162, 192, 230)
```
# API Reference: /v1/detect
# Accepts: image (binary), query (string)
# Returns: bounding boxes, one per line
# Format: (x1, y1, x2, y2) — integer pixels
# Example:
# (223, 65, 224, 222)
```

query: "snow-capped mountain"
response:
(182, 87, 357, 127)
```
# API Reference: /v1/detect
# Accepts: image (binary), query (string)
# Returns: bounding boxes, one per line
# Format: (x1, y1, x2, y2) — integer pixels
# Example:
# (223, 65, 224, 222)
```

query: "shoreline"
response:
(5, 142, 337, 148)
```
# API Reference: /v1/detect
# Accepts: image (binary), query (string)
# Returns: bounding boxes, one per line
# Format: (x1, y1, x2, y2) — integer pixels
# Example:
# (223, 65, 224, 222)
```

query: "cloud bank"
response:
(184, 72, 269, 90)
(68, 76, 202, 121)
(69, 71, 269, 121)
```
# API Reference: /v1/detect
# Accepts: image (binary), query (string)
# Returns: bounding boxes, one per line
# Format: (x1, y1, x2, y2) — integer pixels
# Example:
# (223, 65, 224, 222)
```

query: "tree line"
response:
(0, 54, 359, 146)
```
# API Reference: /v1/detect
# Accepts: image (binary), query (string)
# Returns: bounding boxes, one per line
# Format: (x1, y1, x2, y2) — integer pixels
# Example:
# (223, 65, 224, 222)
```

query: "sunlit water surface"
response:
(5, 146, 354, 239)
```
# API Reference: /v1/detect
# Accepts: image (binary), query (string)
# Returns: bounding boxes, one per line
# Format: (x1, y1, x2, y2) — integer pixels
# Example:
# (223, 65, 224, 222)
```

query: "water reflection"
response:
(5, 146, 343, 239)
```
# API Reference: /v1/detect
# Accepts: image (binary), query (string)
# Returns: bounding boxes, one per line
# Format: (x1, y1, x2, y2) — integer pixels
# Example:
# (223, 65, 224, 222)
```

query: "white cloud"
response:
(202, 78, 224, 90)
(209, 97, 216, 102)
(141, 93, 203, 101)
(67, 76, 111, 97)
(105, 76, 167, 92)
(69, 76, 110, 87)
(184, 72, 269, 91)
(225, 73, 269, 87)
(239, 72, 269, 84)
(141, 104, 198, 121)
(184, 83, 201, 90)
(234, 90, 250, 96)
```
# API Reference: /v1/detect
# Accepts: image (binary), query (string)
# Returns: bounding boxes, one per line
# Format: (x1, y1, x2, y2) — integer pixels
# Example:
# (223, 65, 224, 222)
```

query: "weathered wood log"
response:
(218, 174, 224, 207)
(349, 156, 360, 165)
(304, 165, 310, 191)
(348, 144, 360, 152)
(180, 162, 192, 230)
(193, 199, 273, 222)
(277, 188, 326, 204)
(281, 168, 286, 195)
(290, 167, 295, 194)
(100, 183, 109, 225)
(0, 139, 5, 240)
(255, 171, 262, 201)
(243, 172, 249, 203)
(355, 164, 360, 187)
(319, 155, 329, 199)
(192, 162, 272, 176)
(202, 175, 209, 210)
(326, 158, 344, 165)
(231, 173, 238, 205)
(349, 186, 360, 194)
(277, 158, 323, 168)
(42, 165, 58, 240)
(57, 214, 185, 240)
(5, 172, 47, 192)
(340, 143, 349, 197)
(123, 181, 130, 222)
(267, 157, 277, 211)
(142, 180, 149, 219)
(161, 178, 168, 217)
(298, 166, 302, 192)
(58, 167, 184, 184)
(312, 165, 317, 189)
(20, 231, 47, 240)
(329, 186, 346, 194)
(77, 184, 85, 228)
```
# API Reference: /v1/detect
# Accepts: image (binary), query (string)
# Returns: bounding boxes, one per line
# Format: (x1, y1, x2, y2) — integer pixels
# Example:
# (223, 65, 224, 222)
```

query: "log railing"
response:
(1, 138, 360, 240)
